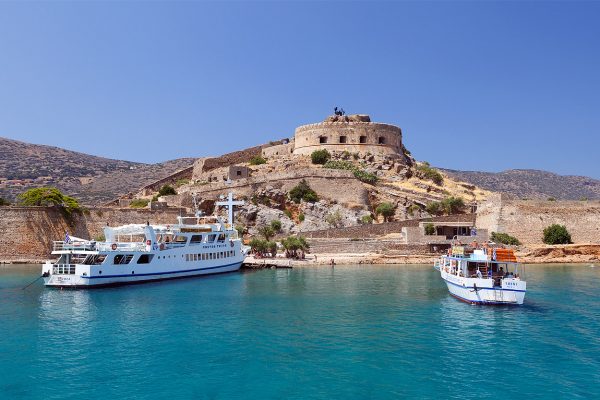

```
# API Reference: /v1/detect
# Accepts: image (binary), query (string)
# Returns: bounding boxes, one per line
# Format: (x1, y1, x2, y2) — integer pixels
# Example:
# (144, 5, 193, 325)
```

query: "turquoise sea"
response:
(1, 264, 598, 399)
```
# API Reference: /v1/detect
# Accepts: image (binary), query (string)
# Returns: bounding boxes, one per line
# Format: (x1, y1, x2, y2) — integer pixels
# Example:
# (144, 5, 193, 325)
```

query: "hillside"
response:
(0, 136, 196, 204)
(442, 169, 600, 200)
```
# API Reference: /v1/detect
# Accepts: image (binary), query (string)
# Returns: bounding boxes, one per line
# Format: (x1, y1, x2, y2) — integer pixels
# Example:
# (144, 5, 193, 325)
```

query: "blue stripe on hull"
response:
(442, 277, 526, 293)
(81, 262, 241, 279)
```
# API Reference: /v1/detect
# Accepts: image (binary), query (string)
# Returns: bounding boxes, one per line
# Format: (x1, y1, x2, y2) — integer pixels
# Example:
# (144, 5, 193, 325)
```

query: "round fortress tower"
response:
(292, 114, 402, 156)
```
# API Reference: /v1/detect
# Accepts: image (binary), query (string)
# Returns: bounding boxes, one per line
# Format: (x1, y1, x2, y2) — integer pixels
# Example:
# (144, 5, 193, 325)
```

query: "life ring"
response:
(159, 243, 165, 251)
(111, 243, 117, 251)
(146, 240, 151, 246)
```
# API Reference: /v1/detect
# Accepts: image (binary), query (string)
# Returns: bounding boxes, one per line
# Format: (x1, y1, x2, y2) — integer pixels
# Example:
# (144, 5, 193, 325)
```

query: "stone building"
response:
(291, 114, 403, 157)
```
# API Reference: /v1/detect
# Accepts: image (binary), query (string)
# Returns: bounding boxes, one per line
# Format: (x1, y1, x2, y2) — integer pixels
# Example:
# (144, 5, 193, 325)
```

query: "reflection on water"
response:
(1, 263, 599, 399)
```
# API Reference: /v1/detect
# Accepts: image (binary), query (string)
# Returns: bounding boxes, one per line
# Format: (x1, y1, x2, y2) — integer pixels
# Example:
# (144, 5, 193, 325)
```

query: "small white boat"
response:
(42, 193, 249, 288)
(434, 245, 527, 305)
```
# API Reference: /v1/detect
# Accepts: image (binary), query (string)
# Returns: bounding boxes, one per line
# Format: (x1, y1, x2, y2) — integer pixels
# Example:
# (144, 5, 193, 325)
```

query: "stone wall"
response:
(262, 142, 294, 158)
(293, 121, 402, 156)
(476, 195, 600, 244)
(0, 206, 188, 262)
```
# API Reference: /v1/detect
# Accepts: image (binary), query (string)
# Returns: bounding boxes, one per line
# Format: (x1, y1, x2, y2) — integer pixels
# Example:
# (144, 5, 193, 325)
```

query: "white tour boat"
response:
(42, 193, 249, 288)
(434, 244, 527, 305)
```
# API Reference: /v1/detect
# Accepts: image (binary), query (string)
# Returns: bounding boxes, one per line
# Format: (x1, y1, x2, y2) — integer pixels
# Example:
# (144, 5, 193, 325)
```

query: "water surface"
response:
(1, 264, 598, 399)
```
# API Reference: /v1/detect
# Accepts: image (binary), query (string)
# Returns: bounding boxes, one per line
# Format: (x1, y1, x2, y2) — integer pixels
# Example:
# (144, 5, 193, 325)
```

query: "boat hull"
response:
(441, 273, 526, 305)
(43, 261, 243, 288)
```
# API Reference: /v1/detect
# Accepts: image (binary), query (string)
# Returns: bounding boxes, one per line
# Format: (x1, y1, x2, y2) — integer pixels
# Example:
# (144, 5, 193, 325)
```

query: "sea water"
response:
(0, 264, 598, 399)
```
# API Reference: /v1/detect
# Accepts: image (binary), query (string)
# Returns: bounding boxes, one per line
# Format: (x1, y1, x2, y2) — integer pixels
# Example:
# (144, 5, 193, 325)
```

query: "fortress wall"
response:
(180, 169, 370, 209)
(293, 122, 402, 156)
(0, 207, 187, 262)
(476, 197, 600, 244)
(261, 142, 294, 158)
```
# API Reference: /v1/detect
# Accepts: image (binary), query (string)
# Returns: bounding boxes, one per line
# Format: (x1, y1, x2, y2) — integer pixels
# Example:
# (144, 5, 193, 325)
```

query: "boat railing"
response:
(53, 241, 97, 252)
(96, 242, 147, 252)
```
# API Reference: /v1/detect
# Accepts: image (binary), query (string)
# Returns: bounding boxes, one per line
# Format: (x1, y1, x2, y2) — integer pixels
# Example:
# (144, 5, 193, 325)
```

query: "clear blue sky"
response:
(1, 1, 599, 177)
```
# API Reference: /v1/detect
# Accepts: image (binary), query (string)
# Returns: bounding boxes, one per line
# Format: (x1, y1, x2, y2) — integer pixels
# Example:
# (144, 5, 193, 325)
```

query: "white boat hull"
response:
(441, 270, 526, 305)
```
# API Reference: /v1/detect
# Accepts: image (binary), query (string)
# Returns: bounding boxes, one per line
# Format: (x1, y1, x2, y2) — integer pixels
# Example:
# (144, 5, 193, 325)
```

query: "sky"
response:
(0, 1, 599, 178)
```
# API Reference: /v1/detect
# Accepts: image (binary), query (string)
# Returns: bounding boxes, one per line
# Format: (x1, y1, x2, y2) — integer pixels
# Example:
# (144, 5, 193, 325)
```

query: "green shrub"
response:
(249, 156, 267, 165)
(289, 179, 318, 203)
(375, 202, 395, 222)
(0, 197, 10, 206)
(547, 197, 556, 201)
(441, 196, 465, 214)
(284, 209, 293, 218)
(424, 223, 436, 235)
(491, 232, 521, 246)
(18, 187, 82, 218)
(129, 199, 149, 208)
(298, 213, 305, 222)
(175, 179, 190, 187)
(158, 185, 177, 196)
(341, 150, 351, 159)
(407, 204, 422, 217)
(543, 224, 572, 245)
(323, 160, 378, 184)
(270, 220, 282, 232)
(425, 201, 443, 216)
(151, 194, 160, 202)
(360, 215, 374, 224)
(416, 162, 444, 185)
(235, 225, 246, 237)
(325, 210, 343, 228)
(311, 149, 331, 164)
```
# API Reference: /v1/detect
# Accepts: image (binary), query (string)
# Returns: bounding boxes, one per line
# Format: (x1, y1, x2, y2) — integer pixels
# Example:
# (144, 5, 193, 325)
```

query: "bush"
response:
(0, 197, 10, 206)
(235, 225, 246, 237)
(270, 220, 282, 232)
(175, 179, 190, 187)
(249, 156, 267, 165)
(311, 149, 331, 165)
(375, 202, 395, 222)
(424, 223, 436, 235)
(543, 224, 572, 245)
(289, 179, 318, 203)
(425, 201, 443, 216)
(129, 199, 149, 208)
(151, 194, 160, 202)
(491, 232, 521, 246)
(18, 187, 82, 218)
(284, 209, 293, 218)
(407, 204, 422, 217)
(360, 215, 373, 224)
(298, 213, 305, 222)
(158, 185, 177, 196)
(325, 210, 343, 228)
(415, 162, 444, 185)
(441, 197, 465, 214)
(323, 160, 378, 184)
(547, 197, 556, 201)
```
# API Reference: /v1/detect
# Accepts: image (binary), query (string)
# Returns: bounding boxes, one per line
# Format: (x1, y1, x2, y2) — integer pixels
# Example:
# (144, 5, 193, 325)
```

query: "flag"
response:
(64, 231, 71, 243)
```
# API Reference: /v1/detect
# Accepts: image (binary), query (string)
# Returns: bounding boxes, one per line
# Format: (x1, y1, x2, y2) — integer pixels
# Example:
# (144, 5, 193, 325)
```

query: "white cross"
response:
(215, 192, 244, 227)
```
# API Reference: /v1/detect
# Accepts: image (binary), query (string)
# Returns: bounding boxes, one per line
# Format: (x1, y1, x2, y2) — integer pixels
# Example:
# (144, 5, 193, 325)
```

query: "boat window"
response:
(84, 254, 106, 265)
(174, 235, 187, 244)
(190, 235, 203, 244)
(137, 254, 154, 264)
(114, 254, 134, 264)
(207, 234, 216, 243)
(217, 234, 226, 242)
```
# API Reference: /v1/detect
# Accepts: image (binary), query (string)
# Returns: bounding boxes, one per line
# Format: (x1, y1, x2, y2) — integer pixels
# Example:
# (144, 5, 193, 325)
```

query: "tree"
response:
(375, 202, 395, 222)
(270, 220, 282, 232)
(281, 236, 310, 258)
(289, 179, 318, 203)
(543, 224, 572, 245)
(258, 225, 275, 241)
(158, 185, 177, 196)
(360, 214, 373, 224)
(491, 232, 521, 246)
(424, 223, 436, 235)
(311, 149, 331, 165)
(425, 201, 443, 216)
(18, 187, 82, 217)
(441, 197, 465, 215)
(415, 162, 444, 185)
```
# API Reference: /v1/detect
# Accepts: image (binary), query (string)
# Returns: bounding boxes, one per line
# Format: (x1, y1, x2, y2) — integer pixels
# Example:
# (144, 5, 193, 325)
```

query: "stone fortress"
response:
(261, 112, 404, 159)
